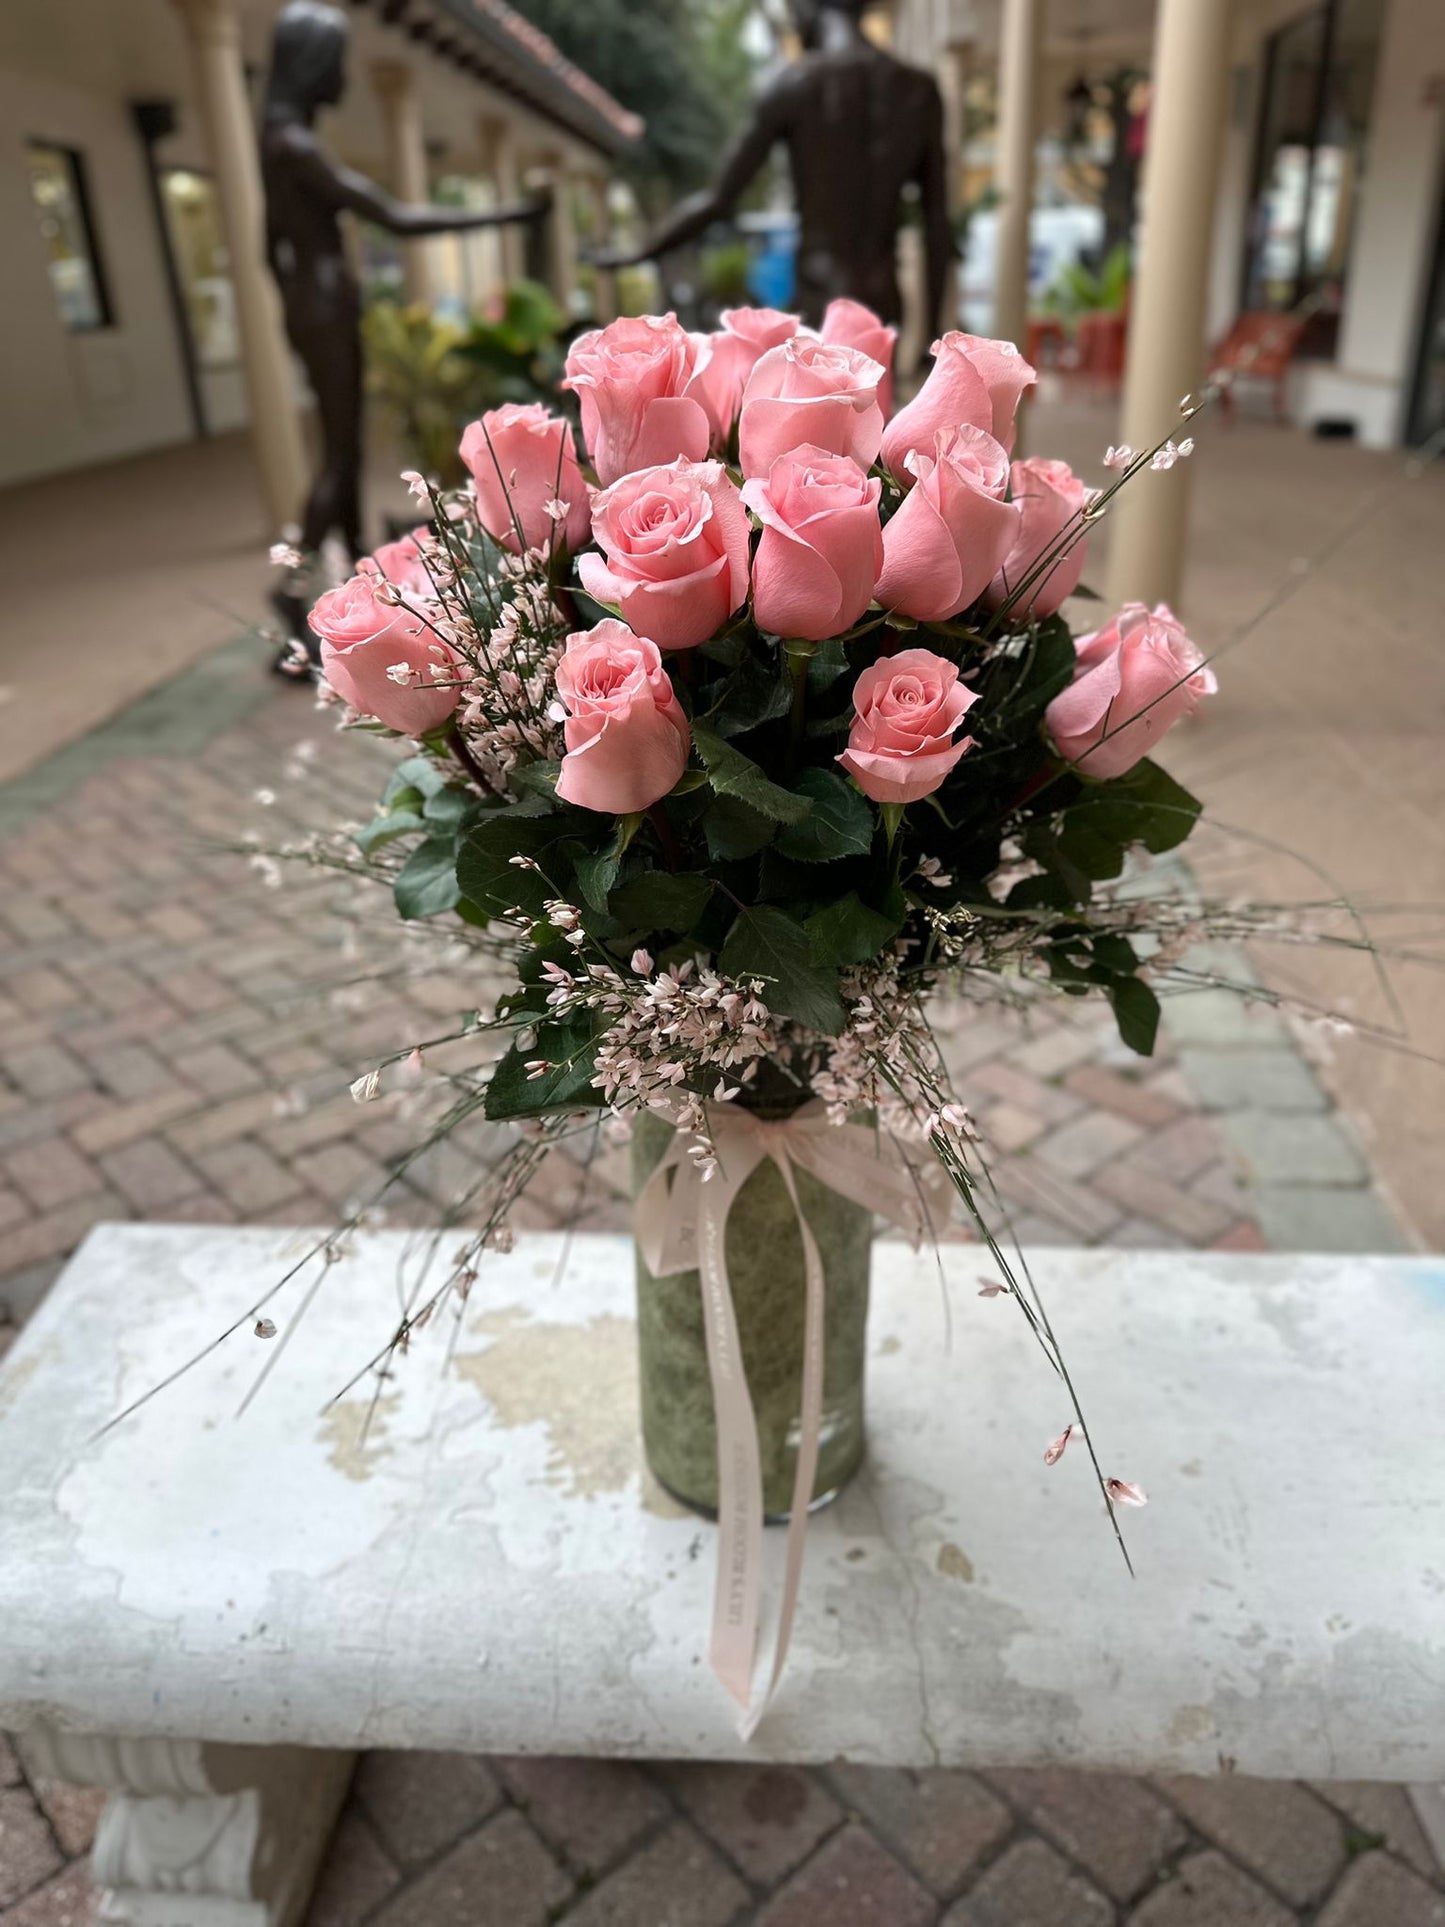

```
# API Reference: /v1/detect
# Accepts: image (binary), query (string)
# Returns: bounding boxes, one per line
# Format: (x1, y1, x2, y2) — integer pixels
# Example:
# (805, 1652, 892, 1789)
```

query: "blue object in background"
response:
(742, 212, 798, 310)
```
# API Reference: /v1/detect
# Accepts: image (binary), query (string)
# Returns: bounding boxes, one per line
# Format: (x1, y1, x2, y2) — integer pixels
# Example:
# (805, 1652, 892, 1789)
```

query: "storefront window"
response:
(159, 169, 240, 370)
(1241, 0, 1381, 354)
(25, 140, 111, 331)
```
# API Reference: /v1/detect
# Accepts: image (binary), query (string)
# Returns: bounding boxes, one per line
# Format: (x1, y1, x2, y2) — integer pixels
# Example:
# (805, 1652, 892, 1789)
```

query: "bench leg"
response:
(23, 1725, 355, 1927)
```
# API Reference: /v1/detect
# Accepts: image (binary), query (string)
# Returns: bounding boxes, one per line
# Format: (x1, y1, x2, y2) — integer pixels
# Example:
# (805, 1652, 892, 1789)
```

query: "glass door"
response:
(1407, 177, 1445, 447)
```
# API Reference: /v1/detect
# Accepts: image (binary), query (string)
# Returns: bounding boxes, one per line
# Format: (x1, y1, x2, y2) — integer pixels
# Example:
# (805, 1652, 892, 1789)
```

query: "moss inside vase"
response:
(631, 1095, 872, 1521)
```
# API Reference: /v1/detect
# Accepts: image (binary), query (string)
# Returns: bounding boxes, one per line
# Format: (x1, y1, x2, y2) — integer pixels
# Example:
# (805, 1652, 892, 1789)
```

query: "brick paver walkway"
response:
(0, 647, 1435, 1925)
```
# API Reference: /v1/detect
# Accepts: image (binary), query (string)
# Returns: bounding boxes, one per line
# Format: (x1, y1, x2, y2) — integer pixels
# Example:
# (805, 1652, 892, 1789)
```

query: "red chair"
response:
(1075, 308, 1128, 392)
(1025, 314, 1069, 371)
(1210, 312, 1309, 423)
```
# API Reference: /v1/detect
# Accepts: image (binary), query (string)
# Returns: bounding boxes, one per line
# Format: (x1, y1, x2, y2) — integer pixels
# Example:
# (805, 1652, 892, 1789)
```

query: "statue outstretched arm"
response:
(284, 133, 544, 235)
(594, 84, 793, 269)
(916, 86, 953, 339)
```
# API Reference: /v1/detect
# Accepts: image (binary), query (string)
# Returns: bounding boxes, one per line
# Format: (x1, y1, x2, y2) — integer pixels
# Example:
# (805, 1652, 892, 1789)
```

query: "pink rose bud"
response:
(554, 620, 691, 815)
(738, 336, 887, 479)
(561, 313, 710, 486)
(578, 457, 750, 652)
(689, 307, 805, 447)
(459, 403, 590, 556)
(837, 647, 980, 804)
(881, 331, 1037, 479)
(1045, 601, 1217, 779)
(310, 574, 460, 737)
(874, 425, 1021, 622)
(358, 526, 435, 599)
(820, 297, 899, 419)
(740, 445, 883, 642)
(984, 458, 1092, 618)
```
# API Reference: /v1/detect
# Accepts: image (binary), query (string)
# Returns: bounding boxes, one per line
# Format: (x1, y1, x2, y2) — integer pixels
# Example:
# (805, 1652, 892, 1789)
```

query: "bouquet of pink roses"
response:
(298, 302, 1220, 1724)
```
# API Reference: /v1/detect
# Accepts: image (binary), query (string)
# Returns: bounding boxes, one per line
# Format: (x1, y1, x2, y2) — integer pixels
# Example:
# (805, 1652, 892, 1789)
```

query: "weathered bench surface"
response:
(1, 1224, 1441, 1779)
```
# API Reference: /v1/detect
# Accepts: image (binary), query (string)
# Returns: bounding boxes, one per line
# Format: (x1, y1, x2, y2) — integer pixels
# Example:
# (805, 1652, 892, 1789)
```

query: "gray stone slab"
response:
(0, 1226, 1441, 1779)
(1177, 1047, 1328, 1115)
(1224, 1112, 1370, 1187)
(1161, 989, 1288, 1050)
(1251, 1183, 1411, 1255)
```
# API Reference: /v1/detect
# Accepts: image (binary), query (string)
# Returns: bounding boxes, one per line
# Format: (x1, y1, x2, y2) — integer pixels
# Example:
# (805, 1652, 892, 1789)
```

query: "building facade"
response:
(0, 0, 638, 507)
(888, 0, 1445, 451)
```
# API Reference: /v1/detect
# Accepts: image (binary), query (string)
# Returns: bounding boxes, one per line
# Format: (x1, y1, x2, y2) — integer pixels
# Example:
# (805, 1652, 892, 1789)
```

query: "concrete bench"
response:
(1, 1225, 1441, 1925)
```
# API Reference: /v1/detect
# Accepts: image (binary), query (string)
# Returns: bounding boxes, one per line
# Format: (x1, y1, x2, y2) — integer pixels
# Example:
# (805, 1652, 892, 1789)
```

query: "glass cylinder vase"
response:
(631, 1092, 872, 1521)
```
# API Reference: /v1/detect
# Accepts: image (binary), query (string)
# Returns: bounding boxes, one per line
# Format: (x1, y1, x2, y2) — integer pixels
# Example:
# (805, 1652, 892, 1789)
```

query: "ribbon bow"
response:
(635, 1099, 952, 1736)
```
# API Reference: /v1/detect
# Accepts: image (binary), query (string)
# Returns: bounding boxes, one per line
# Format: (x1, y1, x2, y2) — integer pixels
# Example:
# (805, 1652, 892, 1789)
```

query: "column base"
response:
(24, 1726, 354, 1927)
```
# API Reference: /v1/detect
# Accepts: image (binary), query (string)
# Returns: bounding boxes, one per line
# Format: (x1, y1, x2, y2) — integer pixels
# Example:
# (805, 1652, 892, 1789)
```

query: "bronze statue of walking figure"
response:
(260, 0, 542, 656)
(599, 0, 951, 332)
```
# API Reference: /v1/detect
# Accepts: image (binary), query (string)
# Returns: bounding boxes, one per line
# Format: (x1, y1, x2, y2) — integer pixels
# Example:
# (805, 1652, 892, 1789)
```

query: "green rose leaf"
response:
(484, 1020, 602, 1120)
(456, 813, 569, 919)
(693, 723, 813, 825)
(574, 846, 621, 915)
(384, 755, 449, 806)
(1067, 759, 1204, 855)
(718, 905, 845, 1035)
(703, 795, 778, 862)
(1109, 974, 1161, 1056)
(393, 835, 461, 920)
(775, 767, 875, 863)
(804, 888, 906, 967)
(610, 871, 714, 931)
(354, 809, 427, 854)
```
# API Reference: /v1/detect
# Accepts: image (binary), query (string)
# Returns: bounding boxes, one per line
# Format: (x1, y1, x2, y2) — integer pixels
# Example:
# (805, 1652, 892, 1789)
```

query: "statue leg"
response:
(296, 316, 364, 566)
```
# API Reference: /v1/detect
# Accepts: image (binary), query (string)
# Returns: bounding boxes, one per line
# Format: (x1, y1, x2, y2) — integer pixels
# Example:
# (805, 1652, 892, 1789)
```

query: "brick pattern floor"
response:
(0, 670, 1437, 1925)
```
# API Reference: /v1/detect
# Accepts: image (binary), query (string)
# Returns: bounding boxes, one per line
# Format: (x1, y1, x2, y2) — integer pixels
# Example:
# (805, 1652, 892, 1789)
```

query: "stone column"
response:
(537, 152, 578, 315)
(587, 174, 617, 324)
(481, 114, 524, 287)
(1106, 0, 1235, 610)
(992, 0, 1042, 350)
(371, 59, 432, 306)
(171, 0, 308, 536)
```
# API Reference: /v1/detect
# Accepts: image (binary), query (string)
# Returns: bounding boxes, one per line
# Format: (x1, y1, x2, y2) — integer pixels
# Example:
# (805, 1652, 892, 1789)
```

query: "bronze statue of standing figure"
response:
(260, 1, 543, 583)
(600, 0, 951, 333)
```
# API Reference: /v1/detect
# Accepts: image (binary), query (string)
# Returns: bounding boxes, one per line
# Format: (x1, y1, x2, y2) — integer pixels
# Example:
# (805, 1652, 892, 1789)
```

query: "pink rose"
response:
(984, 458, 1092, 618)
(740, 446, 883, 642)
(1045, 601, 1217, 779)
(881, 331, 1037, 478)
(359, 526, 434, 599)
(561, 313, 710, 486)
(738, 336, 886, 479)
(310, 574, 460, 737)
(578, 458, 750, 652)
(690, 307, 805, 447)
(874, 425, 1021, 622)
(820, 298, 898, 419)
(555, 620, 691, 814)
(838, 648, 979, 804)
(459, 403, 589, 556)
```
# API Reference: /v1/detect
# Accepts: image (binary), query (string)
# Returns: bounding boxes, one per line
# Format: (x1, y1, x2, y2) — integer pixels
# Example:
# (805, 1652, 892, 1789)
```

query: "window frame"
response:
(25, 136, 115, 333)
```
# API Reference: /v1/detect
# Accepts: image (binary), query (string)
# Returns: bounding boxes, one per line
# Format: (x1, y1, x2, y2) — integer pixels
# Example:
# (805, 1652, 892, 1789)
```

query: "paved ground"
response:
(0, 628, 1436, 1923)
(5, 395, 1442, 1242)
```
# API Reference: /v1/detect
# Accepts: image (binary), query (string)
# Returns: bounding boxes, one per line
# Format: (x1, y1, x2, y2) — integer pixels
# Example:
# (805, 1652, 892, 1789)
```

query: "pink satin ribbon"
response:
(634, 1100, 952, 1736)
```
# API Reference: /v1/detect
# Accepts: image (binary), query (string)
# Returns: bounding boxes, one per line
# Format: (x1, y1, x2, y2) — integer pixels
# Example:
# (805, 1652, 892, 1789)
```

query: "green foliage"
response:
(485, 1019, 602, 1120)
(692, 725, 813, 827)
(503, 0, 758, 202)
(1044, 243, 1133, 319)
(805, 889, 906, 967)
(699, 240, 752, 306)
(362, 286, 561, 485)
(775, 769, 875, 864)
(718, 906, 845, 1036)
